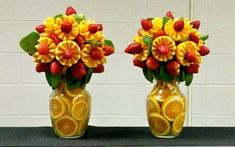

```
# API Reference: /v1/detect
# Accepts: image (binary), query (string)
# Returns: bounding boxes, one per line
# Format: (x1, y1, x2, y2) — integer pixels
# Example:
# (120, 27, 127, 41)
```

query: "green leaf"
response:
(142, 35, 153, 52)
(200, 35, 209, 41)
(143, 67, 154, 83)
(104, 39, 114, 48)
(185, 73, 193, 86)
(45, 73, 62, 89)
(72, 14, 85, 24)
(180, 70, 186, 82)
(84, 68, 93, 85)
(159, 64, 175, 83)
(54, 14, 63, 19)
(19, 32, 39, 55)
(45, 72, 52, 87)
(162, 16, 169, 29)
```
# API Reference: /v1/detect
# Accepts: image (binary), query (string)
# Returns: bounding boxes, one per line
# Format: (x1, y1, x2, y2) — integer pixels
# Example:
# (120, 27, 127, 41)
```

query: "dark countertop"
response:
(0, 126, 235, 146)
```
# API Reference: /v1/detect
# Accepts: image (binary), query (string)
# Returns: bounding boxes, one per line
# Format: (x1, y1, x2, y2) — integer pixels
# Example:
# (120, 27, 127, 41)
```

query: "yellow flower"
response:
(40, 17, 55, 38)
(82, 44, 106, 68)
(79, 20, 104, 42)
(151, 36, 176, 62)
(150, 17, 163, 34)
(133, 35, 150, 61)
(33, 37, 56, 63)
(176, 41, 201, 66)
(164, 18, 193, 41)
(55, 40, 81, 67)
(54, 15, 79, 40)
(138, 18, 163, 37)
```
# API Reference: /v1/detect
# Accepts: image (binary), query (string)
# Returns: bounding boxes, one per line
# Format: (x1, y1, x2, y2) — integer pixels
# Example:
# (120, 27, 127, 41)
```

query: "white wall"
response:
(0, 0, 235, 127)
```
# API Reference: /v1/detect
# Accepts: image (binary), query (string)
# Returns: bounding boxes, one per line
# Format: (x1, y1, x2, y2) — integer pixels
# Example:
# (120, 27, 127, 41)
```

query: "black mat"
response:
(0, 126, 235, 146)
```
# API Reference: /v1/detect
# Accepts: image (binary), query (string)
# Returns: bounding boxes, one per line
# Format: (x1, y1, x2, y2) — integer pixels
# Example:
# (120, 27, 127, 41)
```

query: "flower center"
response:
(174, 20, 184, 32)
(185, 51, 197, 63)
(63, 49, 74, 59)
(157, 45, 170, 55)
(61, 22, 72, 33)
(38, 44, 49, 55)
(90, 48, 103, 60)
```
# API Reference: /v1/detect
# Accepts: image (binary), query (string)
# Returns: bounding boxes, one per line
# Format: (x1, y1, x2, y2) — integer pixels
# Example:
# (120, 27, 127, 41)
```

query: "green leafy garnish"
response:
(72, 14, 85, 24)
(142, 35, 153, 52)
(200, 35, 209, 41)
(162, 16, 169, 29)
(45, 73, 62, 90)
(104, 39, 115, 48)
(143, 67, 154, 83)
(19, 32, 39, 55)
(54, 14, 63, 19)
(185, 73, 193, 86)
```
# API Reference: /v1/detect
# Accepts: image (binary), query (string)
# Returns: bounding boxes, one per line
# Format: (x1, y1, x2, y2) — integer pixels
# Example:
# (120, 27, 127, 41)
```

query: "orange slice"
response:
(148, 113, 170, 136)
(65, 85, 84, 98)
(172, 113, 185, 136)
(77, 119, 89, 135)
(59, 95, 71, 115)
(50, 97, 66, 119)
(72, 95, 88, 105)
(71, 101, 88, 121)
(147, 96, 160, 114)
(55, 115, 78, 137)
(162, 98, 184, 121)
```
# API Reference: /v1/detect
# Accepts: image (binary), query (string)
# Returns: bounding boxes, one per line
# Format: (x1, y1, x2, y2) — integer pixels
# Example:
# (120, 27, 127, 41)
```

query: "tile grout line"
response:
(187, 0, 194, 127)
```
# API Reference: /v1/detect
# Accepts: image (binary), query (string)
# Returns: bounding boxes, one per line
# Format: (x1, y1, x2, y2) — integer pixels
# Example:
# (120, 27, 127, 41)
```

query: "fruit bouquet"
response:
(125, 11, 210, 85)
(125, 11, 210, 138)
(19, 6, 114, 138)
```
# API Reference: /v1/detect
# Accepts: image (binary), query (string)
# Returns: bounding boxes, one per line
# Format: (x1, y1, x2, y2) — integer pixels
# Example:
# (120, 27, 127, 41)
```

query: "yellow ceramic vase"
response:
(146, 80, 186, 138)
(49, 82, 91, 138)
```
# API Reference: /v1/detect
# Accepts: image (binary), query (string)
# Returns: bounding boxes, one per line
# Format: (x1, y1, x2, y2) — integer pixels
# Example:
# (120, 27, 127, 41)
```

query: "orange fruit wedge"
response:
(71, 100, 88, 121)
(148, 113, 170, 136)
(147, 96, 160, 114)
(172, 113, 185, 136)
(50, 97, 66, 119)
(55, 115, 78, 137)
(161, 98, 184, 121)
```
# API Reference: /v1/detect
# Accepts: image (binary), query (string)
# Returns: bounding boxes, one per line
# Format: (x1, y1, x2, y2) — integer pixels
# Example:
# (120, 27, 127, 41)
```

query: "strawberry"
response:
(88, 24, 99, 34)
(63, 49, 73, 59)
(35, 63, 50, 73)
(153, 30, 166, 39)
(199, 46, 210, 56)
(185, 51, 197, 63)
(141, 19, 153, 31)
(97, 24, 103, 31)
(146, 56, 160, 70)
(75, 35, 85, 49)
(174, 20, 184, 32)
(65, 6, 77, 15)
(103, 45, 114, 56)
(133, 58, 146, 68)
(125, 43, 143, 54)
(35, 24, 45, 33)
(90, 47, 104, 60)
(49, 33, 61, 45)
(166, 61, 180, 77)
(189, 33, 199, 44)
(157, 45, 169, 55)
(93, 64, 104, 73)
(71, 63, 87, 79)
(50, 61, 62, 75)
(38, 44, 49, 55)
(166, 11, 174, 19)
(61, 22, 72, 33)
(191, 20, 200, 29)
(186, 63, 199, 73)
